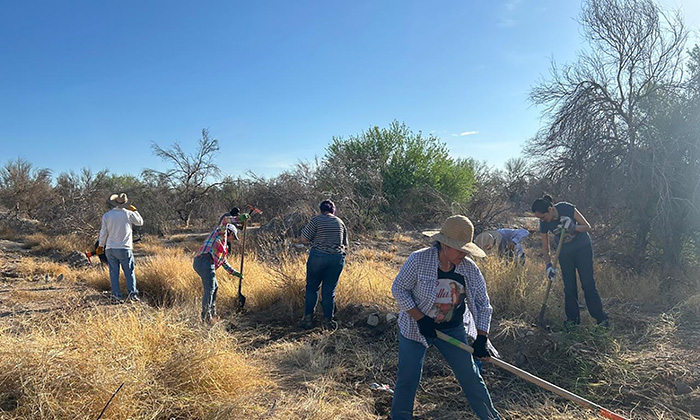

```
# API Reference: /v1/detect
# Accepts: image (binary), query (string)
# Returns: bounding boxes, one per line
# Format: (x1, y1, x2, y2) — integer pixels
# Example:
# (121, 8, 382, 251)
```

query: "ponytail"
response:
(532, 194, 553, 214)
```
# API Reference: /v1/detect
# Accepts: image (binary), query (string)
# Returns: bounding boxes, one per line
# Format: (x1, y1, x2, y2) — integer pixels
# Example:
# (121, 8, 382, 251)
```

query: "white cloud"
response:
(452, 131, 479, 137)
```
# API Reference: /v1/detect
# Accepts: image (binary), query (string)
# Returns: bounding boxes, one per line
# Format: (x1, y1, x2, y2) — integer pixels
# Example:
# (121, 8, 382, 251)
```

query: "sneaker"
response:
(299, 314, 314, 330)
(127, 293, 140, 302)
(323, 318, 338, 331)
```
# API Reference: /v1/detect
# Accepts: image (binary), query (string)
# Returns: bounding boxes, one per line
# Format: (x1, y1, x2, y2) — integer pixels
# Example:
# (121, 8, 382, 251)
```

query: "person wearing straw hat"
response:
(98, 193, 144, 302)
(475, 228, 529, 265)
(391, 215, 500, 420)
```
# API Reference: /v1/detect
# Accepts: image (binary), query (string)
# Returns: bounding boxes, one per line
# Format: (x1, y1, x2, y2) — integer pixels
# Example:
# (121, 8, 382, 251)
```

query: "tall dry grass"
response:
(81, 242, 398, 320)
(0, 305, 272, 419)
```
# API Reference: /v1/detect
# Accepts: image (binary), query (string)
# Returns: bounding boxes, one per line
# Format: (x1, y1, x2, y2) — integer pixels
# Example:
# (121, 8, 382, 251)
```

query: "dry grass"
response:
(11, 256, 77, 282)
(20, 232, 89, 254)
(0, 305, 272, 419)
(1, 234, 699, 419)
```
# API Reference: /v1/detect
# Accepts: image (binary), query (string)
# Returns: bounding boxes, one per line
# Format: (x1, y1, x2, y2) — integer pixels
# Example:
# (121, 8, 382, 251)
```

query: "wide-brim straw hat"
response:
(422, 215, 486, 258)
(109, 193, 129, 207)
(474, 230, 502, 252)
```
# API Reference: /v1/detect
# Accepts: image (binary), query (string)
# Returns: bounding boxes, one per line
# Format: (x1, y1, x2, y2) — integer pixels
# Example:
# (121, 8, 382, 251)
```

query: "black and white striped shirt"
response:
(301, 214, 348, 255)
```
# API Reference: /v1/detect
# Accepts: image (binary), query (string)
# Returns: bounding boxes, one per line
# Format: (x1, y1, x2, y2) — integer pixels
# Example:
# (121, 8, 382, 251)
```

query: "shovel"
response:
(435, 331, 629, 420)
(237, 219, 248, 311)
(537, 227, 567, 326)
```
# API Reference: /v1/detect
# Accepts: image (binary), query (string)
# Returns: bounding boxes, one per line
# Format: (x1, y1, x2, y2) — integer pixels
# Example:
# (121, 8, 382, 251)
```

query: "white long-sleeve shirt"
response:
(98, 208, 144, 250)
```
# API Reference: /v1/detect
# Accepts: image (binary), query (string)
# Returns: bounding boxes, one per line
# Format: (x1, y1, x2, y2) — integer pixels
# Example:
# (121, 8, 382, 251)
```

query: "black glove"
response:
(416, 316, 437, 338)
(472, 335, 490, 358)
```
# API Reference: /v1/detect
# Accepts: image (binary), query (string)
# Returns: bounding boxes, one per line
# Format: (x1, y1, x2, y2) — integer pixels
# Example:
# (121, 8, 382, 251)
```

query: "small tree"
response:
(142, 129, 222, 227)
(0, 158, 52, 219)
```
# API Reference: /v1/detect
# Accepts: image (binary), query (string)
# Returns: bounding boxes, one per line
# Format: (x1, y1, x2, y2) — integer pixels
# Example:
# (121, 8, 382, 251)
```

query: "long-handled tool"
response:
(237, 219, 248, 311)
(435, 331, 629, 420)
(537, 227, 567, 325)
(235, 205, 262, 311)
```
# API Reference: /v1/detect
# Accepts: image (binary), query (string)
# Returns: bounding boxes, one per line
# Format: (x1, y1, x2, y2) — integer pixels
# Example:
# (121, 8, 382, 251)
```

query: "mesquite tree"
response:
(527, 0, 698, 270)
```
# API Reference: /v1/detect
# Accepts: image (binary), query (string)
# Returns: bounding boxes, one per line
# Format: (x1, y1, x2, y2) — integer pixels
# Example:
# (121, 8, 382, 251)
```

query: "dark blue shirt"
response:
(539, 202, 591, 253)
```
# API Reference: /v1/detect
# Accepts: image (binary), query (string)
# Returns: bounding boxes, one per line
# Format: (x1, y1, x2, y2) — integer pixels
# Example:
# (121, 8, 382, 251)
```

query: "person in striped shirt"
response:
(193, 217, 243, 323)
(299, 200, 349, 330)
(391, 215, 500, 420)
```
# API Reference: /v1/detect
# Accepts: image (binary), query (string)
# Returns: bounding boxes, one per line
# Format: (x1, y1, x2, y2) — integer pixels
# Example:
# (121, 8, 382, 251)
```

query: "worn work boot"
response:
(323, 318, 338, 331)
(299, 314, 314, 330)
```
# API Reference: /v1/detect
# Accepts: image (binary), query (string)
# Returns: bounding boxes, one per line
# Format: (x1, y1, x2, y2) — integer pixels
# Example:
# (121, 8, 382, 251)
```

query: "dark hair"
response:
(433, 241, 442, 250)
(531, 195, 553, 213)
(229, 207, 240, 216)
(319, 200, 335, 214)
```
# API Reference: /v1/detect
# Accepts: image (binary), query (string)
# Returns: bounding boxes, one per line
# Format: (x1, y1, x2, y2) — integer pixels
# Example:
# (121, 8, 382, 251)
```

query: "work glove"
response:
(96, 246, 105, 255)
(416, 316, 437, 338)
(472, 334, 490, 358)
(546, 262, 558, 281)
(232, 271, 244, 280)
(238, 213, 251, 223)
(558, 216, 575, 233)
(127, 205, 137, 211)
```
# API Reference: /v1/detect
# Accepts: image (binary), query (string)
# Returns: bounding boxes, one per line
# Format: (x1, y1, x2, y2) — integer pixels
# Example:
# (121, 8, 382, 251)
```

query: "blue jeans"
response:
(391, 326, 500, 420)
(559, 244, 608, 324)
(304, 248, 345, 319)
(105, 248, 137, 299)
(193, 254, 217, 320)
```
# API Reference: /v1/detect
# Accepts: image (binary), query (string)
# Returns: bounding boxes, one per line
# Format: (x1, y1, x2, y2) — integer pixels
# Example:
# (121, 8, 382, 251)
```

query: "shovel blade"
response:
(237, 294, 246, 311)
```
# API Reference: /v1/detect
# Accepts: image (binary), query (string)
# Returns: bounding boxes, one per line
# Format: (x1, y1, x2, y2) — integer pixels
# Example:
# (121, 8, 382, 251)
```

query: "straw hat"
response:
(109, 193, 129, 207)
(474, 230, 502, 252)
(422, 215, 486, 258)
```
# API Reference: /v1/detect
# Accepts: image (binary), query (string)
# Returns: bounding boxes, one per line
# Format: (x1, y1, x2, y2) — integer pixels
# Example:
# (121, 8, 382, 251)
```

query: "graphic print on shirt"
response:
(427, 277, 466, 324)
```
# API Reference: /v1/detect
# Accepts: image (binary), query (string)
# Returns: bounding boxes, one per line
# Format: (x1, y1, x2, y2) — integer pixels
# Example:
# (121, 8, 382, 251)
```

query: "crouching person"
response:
(193, 221, 243, 323)
(391, 215, 500, 420)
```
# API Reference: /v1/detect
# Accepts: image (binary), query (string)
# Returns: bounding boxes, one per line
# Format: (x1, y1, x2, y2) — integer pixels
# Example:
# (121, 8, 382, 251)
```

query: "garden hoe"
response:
(537, 227, 567, 326)
(435, 331, 630, 420)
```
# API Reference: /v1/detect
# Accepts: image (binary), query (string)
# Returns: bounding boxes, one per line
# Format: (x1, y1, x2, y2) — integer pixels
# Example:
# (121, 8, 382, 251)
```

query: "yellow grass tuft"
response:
(0, 305, 272, 419)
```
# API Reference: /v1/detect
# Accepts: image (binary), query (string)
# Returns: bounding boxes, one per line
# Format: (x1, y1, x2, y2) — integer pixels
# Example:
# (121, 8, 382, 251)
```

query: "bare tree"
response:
(142, 129, 222, 227)
(527, 0, 692, 269)
(0, 158, 52, 219)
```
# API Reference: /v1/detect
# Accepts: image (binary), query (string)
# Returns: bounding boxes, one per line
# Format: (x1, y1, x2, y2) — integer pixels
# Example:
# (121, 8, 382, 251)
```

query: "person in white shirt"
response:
(98, 193, 144, 301)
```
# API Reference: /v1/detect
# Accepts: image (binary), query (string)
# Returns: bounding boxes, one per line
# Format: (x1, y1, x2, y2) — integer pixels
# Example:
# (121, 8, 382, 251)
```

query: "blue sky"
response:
(1, 0, 698, 179)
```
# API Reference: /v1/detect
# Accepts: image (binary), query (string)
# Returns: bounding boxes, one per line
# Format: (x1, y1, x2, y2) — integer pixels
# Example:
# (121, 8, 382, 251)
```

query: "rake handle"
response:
(238, 220, 248, 294)
(537, 227, 568, 323)
(434, 331, 629, 420)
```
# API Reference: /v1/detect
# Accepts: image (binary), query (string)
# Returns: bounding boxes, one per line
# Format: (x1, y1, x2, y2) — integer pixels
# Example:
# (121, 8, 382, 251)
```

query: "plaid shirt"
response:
(197, 216, 239, 276)
(392, 246, 494, 348)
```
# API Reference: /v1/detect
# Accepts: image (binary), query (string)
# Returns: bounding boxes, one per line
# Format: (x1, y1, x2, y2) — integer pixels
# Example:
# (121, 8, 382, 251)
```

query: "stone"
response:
(367, 313, 380, 327)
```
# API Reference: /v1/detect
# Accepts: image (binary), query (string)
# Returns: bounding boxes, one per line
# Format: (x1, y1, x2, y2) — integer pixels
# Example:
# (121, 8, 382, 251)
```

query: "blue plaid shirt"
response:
(392, 246, 494, 348)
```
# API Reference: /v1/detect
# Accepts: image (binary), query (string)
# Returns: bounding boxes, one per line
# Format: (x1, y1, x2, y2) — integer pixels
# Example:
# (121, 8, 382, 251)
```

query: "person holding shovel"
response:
(299, 199, 348, 331)
(532, 195, 608, 326)
(391, 215, 500, 420)
(193, 217, 244, 323)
